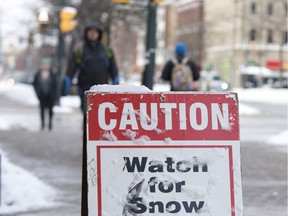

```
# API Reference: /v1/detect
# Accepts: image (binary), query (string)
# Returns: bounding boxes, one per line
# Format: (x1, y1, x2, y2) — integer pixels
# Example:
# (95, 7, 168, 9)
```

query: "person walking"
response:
(161, 42, 200, 91)
(33, 57, 58, 131)
(65, 22, 119, 112)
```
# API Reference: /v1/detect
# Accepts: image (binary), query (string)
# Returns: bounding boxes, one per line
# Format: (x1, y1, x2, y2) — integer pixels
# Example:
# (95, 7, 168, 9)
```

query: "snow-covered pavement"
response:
(1, 81, 287, 144)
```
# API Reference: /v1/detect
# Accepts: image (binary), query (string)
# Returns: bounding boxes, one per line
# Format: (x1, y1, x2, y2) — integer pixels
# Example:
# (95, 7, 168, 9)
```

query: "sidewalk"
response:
(0, 94, 83, 215)
(0, 91, 287, 216)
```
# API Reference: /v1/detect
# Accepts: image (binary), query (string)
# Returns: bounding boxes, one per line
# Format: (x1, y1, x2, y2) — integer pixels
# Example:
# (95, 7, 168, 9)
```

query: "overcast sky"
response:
(1, 0, 44, 51)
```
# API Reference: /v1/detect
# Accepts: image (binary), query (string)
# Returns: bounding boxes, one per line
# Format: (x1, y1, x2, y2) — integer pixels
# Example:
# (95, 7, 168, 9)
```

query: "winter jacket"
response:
(33, 70, 58, 107)
(67, 42, 118, 89)
(66, 24, 119, 90)
(161, 57, 200, 91)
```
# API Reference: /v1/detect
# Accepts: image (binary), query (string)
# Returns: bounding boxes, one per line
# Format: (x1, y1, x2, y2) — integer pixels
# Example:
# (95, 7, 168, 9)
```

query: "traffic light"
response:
(112, 0, 130, 3)
(154, 0, 165, 3)
(60, 7, 78, 33)
(38, 9, 50, 33)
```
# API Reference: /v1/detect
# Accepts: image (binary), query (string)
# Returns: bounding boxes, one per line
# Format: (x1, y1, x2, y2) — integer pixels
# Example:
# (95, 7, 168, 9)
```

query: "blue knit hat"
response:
(175, 43, 187, 55)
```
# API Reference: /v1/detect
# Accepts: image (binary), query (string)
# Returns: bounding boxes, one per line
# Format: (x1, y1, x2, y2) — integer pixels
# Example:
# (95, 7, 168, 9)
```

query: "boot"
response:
(48, 121, 52, 131)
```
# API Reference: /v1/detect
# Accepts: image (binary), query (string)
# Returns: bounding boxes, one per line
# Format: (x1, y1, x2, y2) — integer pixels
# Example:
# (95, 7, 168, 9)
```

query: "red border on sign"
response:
(96, 145, 235, 216)
(87, 93, 240, 141)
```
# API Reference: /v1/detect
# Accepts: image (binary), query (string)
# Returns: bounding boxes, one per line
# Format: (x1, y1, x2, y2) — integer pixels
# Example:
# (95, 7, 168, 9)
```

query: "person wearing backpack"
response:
(64, 22, 119, 112)
(161, 43, 200, 91)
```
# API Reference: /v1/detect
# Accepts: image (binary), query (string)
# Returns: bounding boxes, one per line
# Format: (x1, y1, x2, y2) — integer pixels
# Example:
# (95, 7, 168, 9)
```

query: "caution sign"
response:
(86, 90, 243, 216)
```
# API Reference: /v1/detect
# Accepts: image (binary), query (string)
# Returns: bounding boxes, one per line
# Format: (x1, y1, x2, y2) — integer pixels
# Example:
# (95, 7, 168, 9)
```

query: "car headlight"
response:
(7, 79, 15, 87)
(221, 82, 229, 90)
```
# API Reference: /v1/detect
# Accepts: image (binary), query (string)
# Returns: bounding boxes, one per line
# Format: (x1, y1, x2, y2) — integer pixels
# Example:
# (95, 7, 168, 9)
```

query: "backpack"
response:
(75, 42, 113, 67)
(171, 58, 194, 91)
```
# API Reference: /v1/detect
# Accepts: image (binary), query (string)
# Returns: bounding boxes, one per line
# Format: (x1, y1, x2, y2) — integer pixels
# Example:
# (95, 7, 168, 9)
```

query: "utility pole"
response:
(0, 8, 3, 77)
(142, 0, 157, 90)
(26, 32, 34, 82)
(57, 1, 66, 75)
(56, 0, 66, 105)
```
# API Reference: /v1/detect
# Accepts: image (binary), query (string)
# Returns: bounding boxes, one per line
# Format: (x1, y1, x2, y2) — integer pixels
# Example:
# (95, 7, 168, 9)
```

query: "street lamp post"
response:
(0, 8, 3, 76)
(142, 0, 157, 90)
(112, 0, 159, 90)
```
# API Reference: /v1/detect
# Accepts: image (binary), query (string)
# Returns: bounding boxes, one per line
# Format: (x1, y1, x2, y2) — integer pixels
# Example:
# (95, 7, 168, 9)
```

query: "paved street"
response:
(240, 101, 287, 216)
(0, 93, 287, 216)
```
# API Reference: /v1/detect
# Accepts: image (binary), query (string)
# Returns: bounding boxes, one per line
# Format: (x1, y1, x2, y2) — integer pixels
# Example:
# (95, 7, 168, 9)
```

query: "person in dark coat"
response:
(33, 58, 57, 131)
(65, 22, 119, 112)
(161, 43, 200, 91)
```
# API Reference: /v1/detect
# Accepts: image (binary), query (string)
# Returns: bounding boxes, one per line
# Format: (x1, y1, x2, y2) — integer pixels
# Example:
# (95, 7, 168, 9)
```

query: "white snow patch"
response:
(0, 82, 38, 106)
(164, 137, 172, 144)
(90, 84, 152, 93)
(122, 129, 137, 140)
(102, 131, 118, 141)
(268, 129, 288, 146)
(0, 81, 80, 113)
(234, 87, 288, 105)
(133, 135, 151, 144)
(0, 149, 58, 214)
(239, 103, 261, 116)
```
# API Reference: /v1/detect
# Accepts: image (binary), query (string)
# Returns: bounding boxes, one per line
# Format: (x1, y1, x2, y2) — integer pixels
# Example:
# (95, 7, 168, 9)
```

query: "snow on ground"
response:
(0, 81, 80, 113)
(0, 81, 81, 131)
(0, 81, 38, 106)
(234, 87, 288, 105)
(268, 129, 288, 146)
(0, 81, 67, 213)
(0, 150, 58, 214)
(0, 81, 287, 134)
(0, 81, 287, 213)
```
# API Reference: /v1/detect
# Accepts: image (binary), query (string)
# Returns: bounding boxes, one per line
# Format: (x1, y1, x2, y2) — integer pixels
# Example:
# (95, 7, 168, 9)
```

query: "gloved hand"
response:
(113, 75, 120, 85)
(62, 75, 71, 96)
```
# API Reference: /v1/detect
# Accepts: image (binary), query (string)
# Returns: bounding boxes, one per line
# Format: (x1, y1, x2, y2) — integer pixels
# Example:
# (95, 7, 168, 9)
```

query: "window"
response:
(249, 29, 257, 41)
(267, 3, 273, 15)
(251, 2, 257, 14)
(267, 29, 273, 43)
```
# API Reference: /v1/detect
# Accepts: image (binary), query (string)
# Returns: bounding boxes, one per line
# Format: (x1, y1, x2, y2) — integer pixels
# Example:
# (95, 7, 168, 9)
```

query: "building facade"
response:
(163, 0, 204, 66)
(111, 0, 287, 87)
(176, 0, 204, 65)
(204, 0, 288, 87)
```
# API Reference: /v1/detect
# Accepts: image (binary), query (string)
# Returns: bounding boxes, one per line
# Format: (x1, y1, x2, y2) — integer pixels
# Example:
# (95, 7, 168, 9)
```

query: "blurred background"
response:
(0, 0, 287, 91)
(0, 1, 287, 215)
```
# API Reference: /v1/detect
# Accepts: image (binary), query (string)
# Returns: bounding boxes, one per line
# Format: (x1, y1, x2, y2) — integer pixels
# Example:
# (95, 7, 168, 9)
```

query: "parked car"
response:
(1, 71, 31, 86)
(199, 71, 229, 91)
(239, 66, 288, 88)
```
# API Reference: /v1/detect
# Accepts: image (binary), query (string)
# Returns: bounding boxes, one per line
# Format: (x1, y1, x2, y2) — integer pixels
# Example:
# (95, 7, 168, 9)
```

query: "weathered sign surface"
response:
(86, 89, 243, 216)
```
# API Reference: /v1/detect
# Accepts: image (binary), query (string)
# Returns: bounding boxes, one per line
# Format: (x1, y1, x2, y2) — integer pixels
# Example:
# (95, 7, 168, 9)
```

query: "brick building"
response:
(163, 0, 204, 67)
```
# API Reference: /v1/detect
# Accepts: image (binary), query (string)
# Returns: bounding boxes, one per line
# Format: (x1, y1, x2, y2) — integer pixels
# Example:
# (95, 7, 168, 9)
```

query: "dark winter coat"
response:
(33, 70, 57, 108)
(161, 56, 200, 91)
(66, 24, 119, 90)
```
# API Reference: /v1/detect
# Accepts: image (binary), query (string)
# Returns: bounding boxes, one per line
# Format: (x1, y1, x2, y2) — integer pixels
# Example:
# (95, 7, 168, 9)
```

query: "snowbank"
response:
(268, 129, 288, 146)
(0, 82, 286, 145)
(234, 87, 288, 105)
(0, 149, 58, 214)
(90, 84, 152, 93)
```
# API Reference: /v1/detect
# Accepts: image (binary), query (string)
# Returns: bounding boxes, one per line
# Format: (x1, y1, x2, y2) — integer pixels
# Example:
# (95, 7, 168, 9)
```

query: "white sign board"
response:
(86, 90, 243, 216)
